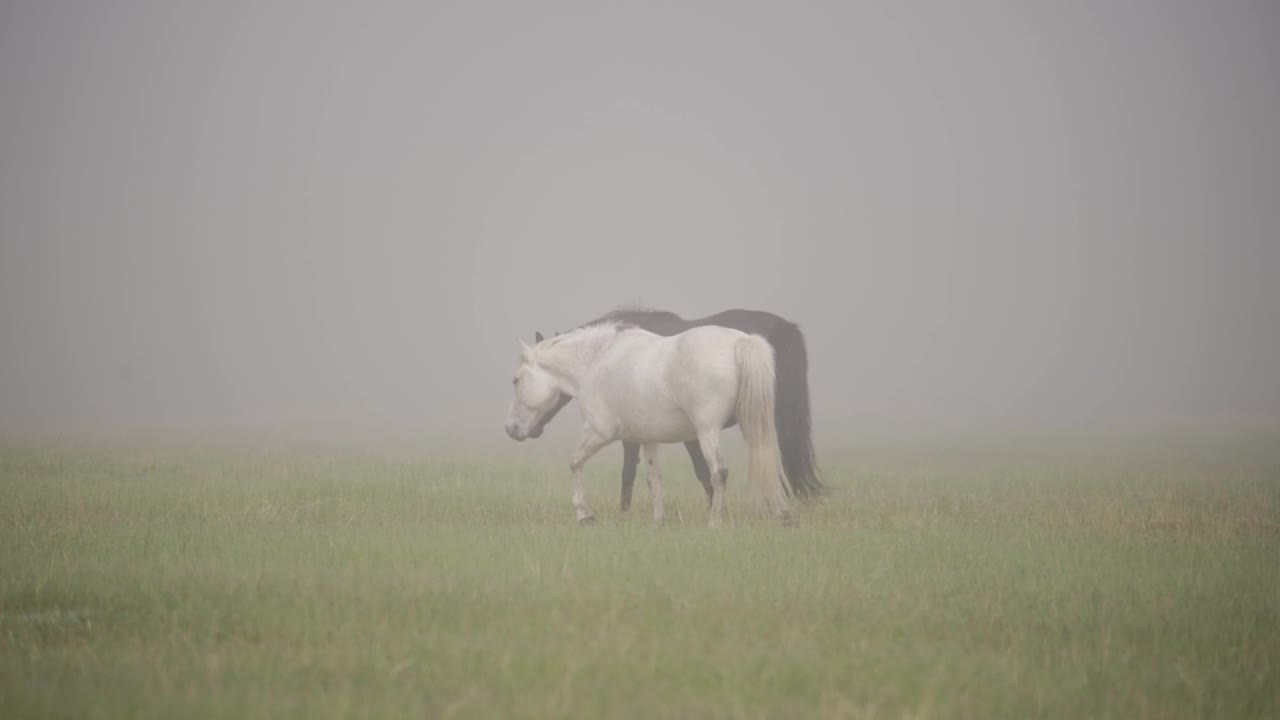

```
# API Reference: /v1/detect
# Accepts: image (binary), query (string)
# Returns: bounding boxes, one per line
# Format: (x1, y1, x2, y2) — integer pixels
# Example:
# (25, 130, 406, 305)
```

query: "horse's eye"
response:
(512, 377, 519, 386)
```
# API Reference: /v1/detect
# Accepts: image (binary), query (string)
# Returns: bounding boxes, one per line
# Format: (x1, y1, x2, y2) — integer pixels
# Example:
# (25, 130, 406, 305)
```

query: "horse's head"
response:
(523, 330, 575, 438)
(505, 334, 566, 442)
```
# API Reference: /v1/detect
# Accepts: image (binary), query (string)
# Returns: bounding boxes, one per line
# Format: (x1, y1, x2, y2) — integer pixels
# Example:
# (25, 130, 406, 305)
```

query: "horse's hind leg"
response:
(684, 440, 714, 507)
(620, 442, 640, 512)
(696, 430, 729, 528)
(642, 443, 665, 524)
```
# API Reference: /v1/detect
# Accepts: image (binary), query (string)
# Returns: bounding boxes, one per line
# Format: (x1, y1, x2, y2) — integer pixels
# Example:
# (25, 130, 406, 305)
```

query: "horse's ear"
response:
(535, 331, 544, 343)
(518, 339, 531, 361)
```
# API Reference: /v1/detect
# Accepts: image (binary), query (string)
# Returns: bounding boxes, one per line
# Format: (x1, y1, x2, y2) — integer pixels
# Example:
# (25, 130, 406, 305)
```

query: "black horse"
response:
(528, 307, 824, 510)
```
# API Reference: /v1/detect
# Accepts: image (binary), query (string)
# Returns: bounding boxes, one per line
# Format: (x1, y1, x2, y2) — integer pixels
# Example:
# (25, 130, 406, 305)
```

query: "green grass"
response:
(1, 438, 1278, 718)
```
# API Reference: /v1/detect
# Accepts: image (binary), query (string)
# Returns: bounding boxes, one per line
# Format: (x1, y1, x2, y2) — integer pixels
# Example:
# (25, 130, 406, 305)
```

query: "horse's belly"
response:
(617, 408, 696, 444)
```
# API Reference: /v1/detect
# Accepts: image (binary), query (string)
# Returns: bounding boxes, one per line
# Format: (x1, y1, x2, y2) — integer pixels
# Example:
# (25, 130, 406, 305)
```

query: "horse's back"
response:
(608, 327, 741, 402)
(673, 325, 748, 364)
(690, 309, 791, 335)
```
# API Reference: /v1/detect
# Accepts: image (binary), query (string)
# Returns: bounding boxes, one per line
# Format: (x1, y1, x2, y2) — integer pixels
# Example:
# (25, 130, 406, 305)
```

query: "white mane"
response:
(526, 321, 626, 365)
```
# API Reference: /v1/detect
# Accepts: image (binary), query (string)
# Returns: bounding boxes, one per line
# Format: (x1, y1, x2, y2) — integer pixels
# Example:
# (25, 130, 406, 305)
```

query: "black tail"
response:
(765, 321, 825, 500)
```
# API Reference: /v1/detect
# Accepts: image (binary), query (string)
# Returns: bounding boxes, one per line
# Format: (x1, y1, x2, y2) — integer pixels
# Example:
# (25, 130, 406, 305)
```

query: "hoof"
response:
(578, 515, 596, 526)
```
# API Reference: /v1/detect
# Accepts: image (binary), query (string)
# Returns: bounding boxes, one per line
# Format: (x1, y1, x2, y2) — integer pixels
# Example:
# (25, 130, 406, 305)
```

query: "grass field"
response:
(2, 434, 1278, 718)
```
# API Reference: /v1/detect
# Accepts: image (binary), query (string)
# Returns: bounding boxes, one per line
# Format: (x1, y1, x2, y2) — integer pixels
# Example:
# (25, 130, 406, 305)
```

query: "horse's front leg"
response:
(642, 443, 664, 524)
(569, 426, 610, 525)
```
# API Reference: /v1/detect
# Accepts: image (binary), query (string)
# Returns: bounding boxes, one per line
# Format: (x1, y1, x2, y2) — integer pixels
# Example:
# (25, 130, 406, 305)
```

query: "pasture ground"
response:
(2, 433, 1278, 718)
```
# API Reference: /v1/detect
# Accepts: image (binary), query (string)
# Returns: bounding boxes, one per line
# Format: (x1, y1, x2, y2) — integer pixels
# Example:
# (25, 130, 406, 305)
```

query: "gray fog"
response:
(2, 1, 1278, 442)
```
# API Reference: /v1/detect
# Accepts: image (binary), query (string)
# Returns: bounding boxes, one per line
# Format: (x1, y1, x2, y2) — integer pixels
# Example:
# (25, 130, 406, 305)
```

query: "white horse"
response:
(504, 321, 792, 527)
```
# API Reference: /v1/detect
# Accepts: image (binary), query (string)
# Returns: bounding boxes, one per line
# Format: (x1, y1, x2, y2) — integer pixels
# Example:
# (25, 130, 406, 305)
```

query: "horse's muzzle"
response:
(505, 422, 527, 442)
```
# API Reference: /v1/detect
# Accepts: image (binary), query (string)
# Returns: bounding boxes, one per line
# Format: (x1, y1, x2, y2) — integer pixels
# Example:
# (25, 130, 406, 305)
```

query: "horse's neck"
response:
(539, 326, 618, 393)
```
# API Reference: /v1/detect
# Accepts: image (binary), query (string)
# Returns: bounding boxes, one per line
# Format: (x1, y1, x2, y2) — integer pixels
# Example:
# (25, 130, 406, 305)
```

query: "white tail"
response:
(735, 334, 792, 519)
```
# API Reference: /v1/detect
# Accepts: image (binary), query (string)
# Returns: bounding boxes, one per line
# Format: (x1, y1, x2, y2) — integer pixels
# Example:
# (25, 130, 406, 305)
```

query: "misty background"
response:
(1, 1, 1277, 444)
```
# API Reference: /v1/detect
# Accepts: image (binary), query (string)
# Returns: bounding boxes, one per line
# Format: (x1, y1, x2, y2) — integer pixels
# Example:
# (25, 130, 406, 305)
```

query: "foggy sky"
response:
(2, 1, 1278, 440)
